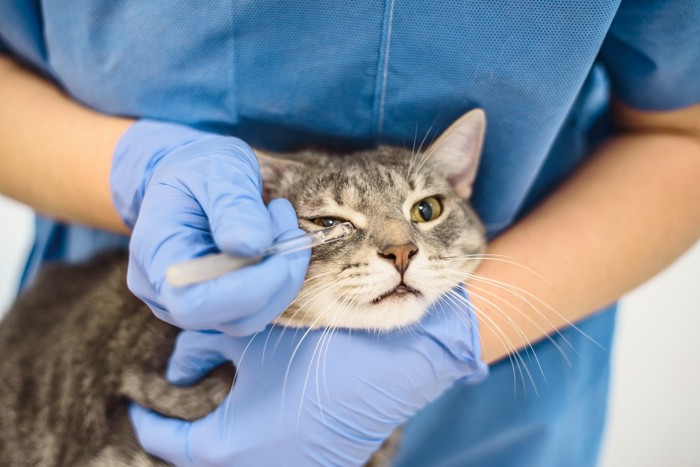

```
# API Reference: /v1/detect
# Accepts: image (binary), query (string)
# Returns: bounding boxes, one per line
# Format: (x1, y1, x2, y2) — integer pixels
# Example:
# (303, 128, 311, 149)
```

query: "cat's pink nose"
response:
(379, 243, 418, 275)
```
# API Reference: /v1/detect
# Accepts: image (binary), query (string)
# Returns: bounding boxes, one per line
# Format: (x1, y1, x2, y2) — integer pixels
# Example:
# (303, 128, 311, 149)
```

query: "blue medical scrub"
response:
(2, 2, 699, 465)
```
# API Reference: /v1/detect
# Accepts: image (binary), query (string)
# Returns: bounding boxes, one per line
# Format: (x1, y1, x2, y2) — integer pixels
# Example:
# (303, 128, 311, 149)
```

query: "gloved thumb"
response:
(166, 331, 231, 385)
(129, 403, 192, 466)
(420, 285, 489, 384)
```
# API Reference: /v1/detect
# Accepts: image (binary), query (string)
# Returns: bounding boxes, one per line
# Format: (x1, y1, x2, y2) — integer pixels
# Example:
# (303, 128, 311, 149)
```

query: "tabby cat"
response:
(0, 109, 486, 466)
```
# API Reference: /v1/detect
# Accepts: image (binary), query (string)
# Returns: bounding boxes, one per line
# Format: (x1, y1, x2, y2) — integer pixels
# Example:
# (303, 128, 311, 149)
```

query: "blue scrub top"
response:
(2, 2, 699, 466)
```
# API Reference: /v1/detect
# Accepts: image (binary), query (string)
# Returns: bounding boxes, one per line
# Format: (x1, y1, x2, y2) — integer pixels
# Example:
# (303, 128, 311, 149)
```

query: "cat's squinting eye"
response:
(410, 197, 443, 223)
(311, 217, 346, 228)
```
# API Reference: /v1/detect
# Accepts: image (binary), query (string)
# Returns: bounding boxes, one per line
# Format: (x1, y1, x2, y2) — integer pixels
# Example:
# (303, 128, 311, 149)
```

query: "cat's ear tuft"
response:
(255, 150, 303, 203)
(427, 109, 486, 199)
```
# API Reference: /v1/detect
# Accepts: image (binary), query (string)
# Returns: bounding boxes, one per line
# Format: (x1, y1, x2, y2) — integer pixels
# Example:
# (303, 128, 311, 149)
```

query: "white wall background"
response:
(1, 194, 698, 466)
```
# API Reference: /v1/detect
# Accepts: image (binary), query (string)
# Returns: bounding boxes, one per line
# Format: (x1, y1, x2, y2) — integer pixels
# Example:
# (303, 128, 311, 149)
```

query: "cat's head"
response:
(257, 109, 486, 331)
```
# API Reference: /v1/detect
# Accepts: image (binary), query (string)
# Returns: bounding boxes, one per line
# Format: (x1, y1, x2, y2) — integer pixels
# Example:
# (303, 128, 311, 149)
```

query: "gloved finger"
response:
(203, 173, 274, 257)
(125, 254, 176, 325)
(160, 255, 293, 332)
(217, 228, 310, 336)
(128, 403, 192, 466)
(267, 198, 301, 239)
(133, 181, 217, 287)
(169, 331, 263, 383)
(133, 182, 295, 329)
(215, 280, 297, 336)
(268, 197, 311, 284)
(128, 184, 223, 325)
(166, 331, 231, 385)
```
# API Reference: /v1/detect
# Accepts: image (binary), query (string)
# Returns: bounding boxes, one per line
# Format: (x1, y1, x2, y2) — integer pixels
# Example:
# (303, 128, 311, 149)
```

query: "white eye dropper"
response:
(166, 222, 354, 287)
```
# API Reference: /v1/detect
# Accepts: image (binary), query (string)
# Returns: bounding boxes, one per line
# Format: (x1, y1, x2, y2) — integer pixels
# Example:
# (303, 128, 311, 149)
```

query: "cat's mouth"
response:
(371, 283, 421, 304)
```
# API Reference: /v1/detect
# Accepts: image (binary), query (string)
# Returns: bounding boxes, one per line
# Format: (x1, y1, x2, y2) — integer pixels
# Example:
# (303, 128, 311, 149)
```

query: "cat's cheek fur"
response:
(276, 253, 457, 331)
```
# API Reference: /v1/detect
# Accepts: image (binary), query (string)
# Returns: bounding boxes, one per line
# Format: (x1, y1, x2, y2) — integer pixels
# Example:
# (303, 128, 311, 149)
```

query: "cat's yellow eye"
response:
(410, 197, 443, 223)
(312, 217, 345, 228)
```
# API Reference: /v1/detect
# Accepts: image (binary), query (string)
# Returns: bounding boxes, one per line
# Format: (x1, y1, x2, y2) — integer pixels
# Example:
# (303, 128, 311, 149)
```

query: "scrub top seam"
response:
(227, 4, 239, 124)
(378, 0, 395, 135)
(373, 0, 396, 139)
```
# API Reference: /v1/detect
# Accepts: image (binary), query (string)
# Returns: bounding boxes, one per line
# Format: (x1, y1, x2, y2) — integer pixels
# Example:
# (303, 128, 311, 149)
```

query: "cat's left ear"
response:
(254, 150, 305, 203)
(427, 108, 486, 199)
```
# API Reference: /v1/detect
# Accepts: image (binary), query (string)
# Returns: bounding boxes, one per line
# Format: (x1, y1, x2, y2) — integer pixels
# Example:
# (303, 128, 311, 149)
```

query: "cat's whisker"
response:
(292, 275, 341, 303)
(277, 278, 346, 335)
(406, 122, 420, 180)
(289, 281, 349, 326)
(437, 267, 583, 357)
(306, 319, 336, 425)
(437, 289, 492, 356)
(450, 284, 549, 388)
(411, 148, 434, 180)
(297, 295, 351, 426)
(285, 271, 338, 308)
(276, 291, 346, 363)
(442, 286, 539, 396)
(437, 267, 574, 353)
(314, 316, 340, 415)
(263, 272, 340, 357)
(439, 288, 529, 396)
(316, 301, 351, 421)
(463, 280, 568, 373)
(461, 306, 525, 397)
(261, 320, 280, 365)
(285, 285, 333, 317)
(415, 153, 453, 179)
(461, 271, 602, 350)
(438, 254, 551, 285)
(439, 288, 478, 332)
(322, 322, 343, 402)
(437, 256, 600, 350)
(290, 286, 347, 363)
(460, 274, 577, 362)
(407, 117, 441, 180)
(413, 131, 444, 175)
(281, 292, 345, 411)
(440, 278, 545, 363)
(454, 307, 522, 398)
(412, 130, 452, 177)
(222, 328, 268, 419)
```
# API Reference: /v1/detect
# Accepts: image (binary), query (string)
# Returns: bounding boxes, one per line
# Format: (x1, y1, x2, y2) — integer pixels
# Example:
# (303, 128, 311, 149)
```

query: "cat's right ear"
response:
(427, 109, 486, 199)
(254, 150, 304, 203)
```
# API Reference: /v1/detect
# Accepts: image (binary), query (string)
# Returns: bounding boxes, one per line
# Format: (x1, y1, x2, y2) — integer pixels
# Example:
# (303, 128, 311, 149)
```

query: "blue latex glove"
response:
(129, 287, 488, 466)
(111, 120, 310, 335)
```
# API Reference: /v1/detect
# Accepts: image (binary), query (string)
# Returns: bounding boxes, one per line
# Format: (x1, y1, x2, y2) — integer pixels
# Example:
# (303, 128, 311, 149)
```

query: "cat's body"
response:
(0, 110, 487, 466)
(0, 251, 234, 466)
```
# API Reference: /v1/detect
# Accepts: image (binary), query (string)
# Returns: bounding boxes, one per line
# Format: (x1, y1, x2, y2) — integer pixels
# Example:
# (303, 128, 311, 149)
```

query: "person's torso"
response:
(2, 0, 620, 235)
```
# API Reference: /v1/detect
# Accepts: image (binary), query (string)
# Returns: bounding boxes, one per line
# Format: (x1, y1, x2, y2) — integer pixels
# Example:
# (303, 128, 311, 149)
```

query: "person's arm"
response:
(0, 54, 131, 233)
(1, 53, 310, 338)
(2, 54, 699, 365)
(473, 101, 700, 363)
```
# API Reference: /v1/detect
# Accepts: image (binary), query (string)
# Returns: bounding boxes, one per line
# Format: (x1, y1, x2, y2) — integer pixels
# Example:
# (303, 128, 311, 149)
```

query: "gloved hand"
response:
(129, 287, 488, 466)
(111, 120, 310, 335)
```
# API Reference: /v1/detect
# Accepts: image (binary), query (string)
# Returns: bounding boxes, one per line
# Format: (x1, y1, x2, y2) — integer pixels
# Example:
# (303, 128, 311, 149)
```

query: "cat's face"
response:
(258, 110, 486, 331)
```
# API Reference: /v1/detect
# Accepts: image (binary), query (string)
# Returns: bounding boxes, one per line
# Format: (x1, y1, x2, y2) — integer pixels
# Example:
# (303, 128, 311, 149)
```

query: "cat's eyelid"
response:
(305, 216, 346, 222)
(407, 190, 445, 203)
(303, 206, 367, 229)
(301, 212, 367, 229)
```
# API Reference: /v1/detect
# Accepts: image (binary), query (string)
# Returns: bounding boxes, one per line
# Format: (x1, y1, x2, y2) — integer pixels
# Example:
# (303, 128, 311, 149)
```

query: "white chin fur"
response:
(276, 294, 433, 332)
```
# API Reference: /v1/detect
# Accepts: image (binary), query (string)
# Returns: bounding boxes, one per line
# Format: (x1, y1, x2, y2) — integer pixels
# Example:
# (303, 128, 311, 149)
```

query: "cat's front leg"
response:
(120, 364, 235, 421)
